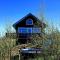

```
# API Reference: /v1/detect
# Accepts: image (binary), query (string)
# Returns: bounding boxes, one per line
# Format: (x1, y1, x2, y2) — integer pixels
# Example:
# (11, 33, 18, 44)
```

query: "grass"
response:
(29, 56, 56, 60)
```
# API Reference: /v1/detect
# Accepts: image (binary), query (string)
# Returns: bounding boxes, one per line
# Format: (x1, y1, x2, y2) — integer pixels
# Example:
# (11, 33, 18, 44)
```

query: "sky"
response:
(0, 0, 60, 36)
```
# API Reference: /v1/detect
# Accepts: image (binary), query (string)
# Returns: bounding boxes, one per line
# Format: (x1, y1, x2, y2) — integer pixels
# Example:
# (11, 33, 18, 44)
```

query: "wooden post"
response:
(19, 49, 20, 60)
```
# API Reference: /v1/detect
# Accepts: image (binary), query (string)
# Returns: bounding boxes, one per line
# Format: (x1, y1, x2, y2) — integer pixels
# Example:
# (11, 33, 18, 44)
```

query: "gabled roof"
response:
(13, 13, 46, 29)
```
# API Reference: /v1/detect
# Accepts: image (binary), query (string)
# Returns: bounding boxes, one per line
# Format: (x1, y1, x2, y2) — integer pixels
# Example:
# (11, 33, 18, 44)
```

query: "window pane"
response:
(18, 27, 27, 33)
(18, 27, 41, 33)
(33, 28, 41, 33)
(27, 28, 32, 33)
(18, 27, 32, 33)
(26, 19, 33, 25)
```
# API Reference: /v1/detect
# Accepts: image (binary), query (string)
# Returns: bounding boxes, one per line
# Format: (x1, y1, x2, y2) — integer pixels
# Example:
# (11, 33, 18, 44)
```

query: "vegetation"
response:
(0, 25, 16, 60)
(31, 23, 60, 60)
(0, 22, 60, 60)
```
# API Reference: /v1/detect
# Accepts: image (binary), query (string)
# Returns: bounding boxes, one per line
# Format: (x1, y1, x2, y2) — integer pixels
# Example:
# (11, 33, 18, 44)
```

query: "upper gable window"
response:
(26, 19, 33, 25)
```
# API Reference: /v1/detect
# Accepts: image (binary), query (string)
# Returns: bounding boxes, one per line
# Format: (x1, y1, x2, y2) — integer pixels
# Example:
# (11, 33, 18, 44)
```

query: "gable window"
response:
(26, 19, 33, 25)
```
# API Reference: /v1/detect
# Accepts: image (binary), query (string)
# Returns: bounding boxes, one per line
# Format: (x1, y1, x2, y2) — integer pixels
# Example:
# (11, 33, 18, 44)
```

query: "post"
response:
(19, 49, 20, 60)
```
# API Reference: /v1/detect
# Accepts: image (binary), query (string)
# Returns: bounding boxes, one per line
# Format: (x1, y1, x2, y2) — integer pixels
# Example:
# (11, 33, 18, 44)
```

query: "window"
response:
(26, 19, 33, 25)
(32, 28, 41, 33)
(18, 27, 41, 33)
(27, 28, 32, 33)
(19, 27, 27, 33)
(18, 27, 32, 33)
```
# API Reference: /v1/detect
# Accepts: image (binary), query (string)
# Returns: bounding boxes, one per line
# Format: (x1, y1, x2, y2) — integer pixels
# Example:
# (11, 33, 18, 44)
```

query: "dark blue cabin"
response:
(13, 13, 46, 45)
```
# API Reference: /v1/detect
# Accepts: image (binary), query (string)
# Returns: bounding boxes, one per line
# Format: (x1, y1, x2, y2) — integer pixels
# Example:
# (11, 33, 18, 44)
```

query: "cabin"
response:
(12, 13, 46, 60)
(13, 13, 46, 45)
